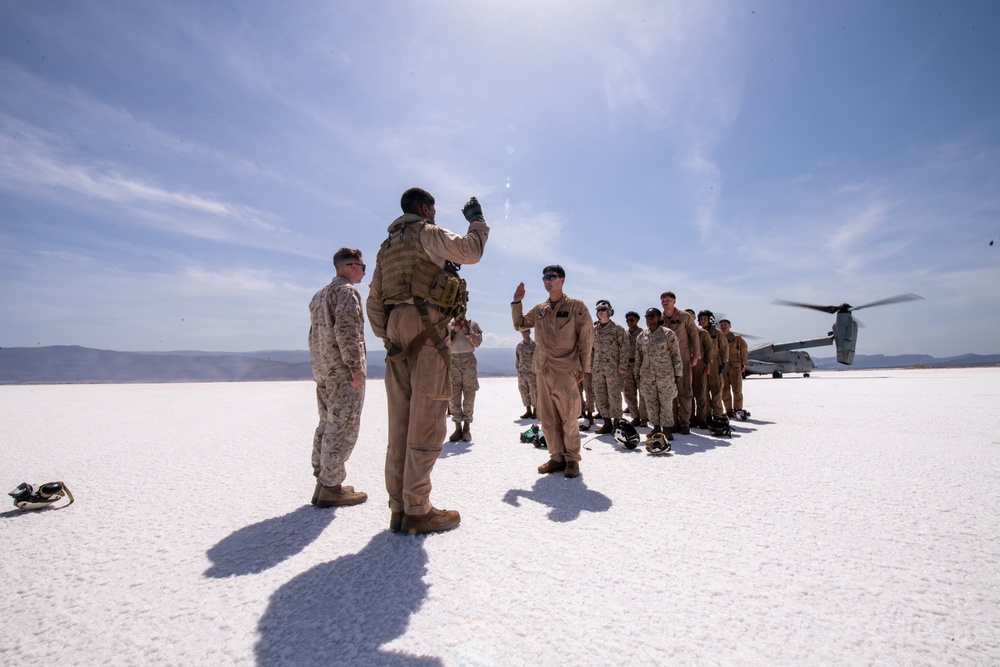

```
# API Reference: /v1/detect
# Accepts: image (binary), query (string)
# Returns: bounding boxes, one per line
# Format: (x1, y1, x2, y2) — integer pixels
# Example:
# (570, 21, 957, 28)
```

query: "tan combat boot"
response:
(314, 484, 367, 508)
(537, 459, 567, 474)
(448, 422, 463, 442)
(400, 507, 461, 535)
(564, 461, 581, 478)
(461, 421, 472, 441)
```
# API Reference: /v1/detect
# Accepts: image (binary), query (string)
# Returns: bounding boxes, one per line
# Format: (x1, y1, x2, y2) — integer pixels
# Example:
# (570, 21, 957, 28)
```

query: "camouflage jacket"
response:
(309, 276, 366, 379)
(516, 339, 536, 374)
(591, 321, 629, 374)
(635, 325, 683, 381)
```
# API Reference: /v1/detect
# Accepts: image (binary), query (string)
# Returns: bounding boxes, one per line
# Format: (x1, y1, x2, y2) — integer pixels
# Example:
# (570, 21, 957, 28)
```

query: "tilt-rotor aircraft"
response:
(744, 294, 925, 378)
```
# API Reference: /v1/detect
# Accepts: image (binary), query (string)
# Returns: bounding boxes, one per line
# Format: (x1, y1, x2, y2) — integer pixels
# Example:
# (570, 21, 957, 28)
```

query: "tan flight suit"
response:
(691, 327, 712, 424)
(635, 325, 682, 429)
(309, 276, 367, 488)
(662, 308, 700, 429)
(696, 327, 729, 422)
(591, 320, 628, 422)
(449, 319, 483, 424)
(722, 331, 749, 412)
(623, 327, 643, 421)
(516, 339, 537, 410)
(512, 295, 593, 463)
(367, 214, 489, 516)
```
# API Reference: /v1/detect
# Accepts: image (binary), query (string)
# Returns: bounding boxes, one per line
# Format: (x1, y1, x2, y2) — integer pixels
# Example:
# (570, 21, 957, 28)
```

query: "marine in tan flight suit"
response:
(511, 265, 593, 478)
(660, 291, 700, 435)
(719, 319, 749, 414)
(366, 188, 489, 535)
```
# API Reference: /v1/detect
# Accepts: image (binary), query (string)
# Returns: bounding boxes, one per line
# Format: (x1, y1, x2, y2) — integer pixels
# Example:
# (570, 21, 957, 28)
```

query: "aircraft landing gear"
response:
(803, 372, 810, 377)
(772, 371, 783, 379)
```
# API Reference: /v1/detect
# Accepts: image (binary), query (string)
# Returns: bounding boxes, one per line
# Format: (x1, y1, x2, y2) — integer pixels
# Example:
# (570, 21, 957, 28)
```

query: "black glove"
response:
(462, 196, 484, 222)
(719, 363, 727, 375)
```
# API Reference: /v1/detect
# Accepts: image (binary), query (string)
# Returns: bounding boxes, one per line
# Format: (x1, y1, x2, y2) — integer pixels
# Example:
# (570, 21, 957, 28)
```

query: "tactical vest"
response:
(378, 219, 468, 314)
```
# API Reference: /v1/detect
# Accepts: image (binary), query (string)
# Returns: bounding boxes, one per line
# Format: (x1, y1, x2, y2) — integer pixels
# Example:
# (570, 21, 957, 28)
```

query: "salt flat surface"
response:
(1, 368, 998, 666)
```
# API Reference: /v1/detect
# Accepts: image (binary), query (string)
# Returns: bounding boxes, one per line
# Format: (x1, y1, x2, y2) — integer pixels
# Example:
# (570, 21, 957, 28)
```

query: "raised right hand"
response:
(513, 282, 525, 303)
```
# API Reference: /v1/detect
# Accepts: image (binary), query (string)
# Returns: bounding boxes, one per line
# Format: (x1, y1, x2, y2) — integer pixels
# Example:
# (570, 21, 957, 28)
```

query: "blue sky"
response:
(1, 1, 998, 357)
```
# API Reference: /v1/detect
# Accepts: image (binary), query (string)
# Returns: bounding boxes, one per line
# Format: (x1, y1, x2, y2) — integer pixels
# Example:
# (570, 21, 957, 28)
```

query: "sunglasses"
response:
(596, 307, 608, 312)
(542, 274, 560, 281)
(348, 263, 367, 272)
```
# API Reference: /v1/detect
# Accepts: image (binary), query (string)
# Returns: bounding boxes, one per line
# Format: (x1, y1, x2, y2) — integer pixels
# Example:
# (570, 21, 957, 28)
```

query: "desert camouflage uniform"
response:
(591, 320, 628, 422)
(722, 331, 749, 411)
(449, 319, 483, 423)
(309, 276, 367, 487)
(635, 325, 682, 430)
(623, 327, 643, 421)
(512, 295, 593, 463)
(516, 339, 537, 410)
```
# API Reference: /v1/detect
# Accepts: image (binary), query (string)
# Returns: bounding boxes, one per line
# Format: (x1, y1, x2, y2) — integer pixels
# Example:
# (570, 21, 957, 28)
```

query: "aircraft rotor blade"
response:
(851, 293, 925, 311)
(772, 299, 839, 314)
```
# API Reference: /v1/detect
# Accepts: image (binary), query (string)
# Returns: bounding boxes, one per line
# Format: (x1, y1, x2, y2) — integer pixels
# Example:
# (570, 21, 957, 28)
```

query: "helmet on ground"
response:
(613, 421, 640, 449)
(595, 299, 614, 316)
(734, 409, 751, 421)
(697, 310, 716, 328)
(645, 432, 671, 454)
(706, 414, 732, 436)
(9, 481, 74, 510)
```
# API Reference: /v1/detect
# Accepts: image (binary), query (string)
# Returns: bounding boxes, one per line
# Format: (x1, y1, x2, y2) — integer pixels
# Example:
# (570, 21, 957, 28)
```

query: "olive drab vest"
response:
(378, 219, 468, 314)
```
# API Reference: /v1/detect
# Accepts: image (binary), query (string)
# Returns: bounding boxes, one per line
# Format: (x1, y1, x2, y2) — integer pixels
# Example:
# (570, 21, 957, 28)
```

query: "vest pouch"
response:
(428, 271, 466, 310)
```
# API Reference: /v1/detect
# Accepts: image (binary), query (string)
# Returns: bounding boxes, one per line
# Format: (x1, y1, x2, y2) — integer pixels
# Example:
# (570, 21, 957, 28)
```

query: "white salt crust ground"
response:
(1, 368, 998, 666)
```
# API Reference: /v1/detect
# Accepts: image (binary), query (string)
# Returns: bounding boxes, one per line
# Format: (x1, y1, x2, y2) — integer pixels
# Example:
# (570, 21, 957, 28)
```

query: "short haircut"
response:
(542, 264, 565, 278)
(660, 291, 676, 300)
(645, 307, 662, 318)
(625, 311, 640, 320)
(719, 319, 731, 325)
(333, 247, 362, 268)
(400, 188, 435, 214)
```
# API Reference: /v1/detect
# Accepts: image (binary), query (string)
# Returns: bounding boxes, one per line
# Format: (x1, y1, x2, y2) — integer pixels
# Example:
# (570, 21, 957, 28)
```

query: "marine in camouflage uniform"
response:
(515, 330, 537, 418)
(309, 248, 369, 508)
(635, 307, 683, 437)
(719, 319, 749, 414)
(622, 311, 645, 427)
(448, 315, 483, 442)
(591, 299, 629, 434)
(366, 189, 489, 535)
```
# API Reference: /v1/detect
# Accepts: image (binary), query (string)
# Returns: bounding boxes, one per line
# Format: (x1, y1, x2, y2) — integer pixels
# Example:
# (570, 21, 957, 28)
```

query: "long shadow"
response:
(439, 440, 473, 458)
(502, 473, 612, 522)
(204, 505, 334, 578)
(670, 432, 736, 456)
(255, 532, 440, 666)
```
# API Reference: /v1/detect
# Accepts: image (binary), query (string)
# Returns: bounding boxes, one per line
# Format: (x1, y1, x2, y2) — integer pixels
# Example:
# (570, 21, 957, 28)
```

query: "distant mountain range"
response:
(0, 345, 997, 384)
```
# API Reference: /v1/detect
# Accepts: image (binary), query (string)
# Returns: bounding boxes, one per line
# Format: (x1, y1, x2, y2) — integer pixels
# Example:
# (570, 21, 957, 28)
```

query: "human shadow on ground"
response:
(204, 505, 334, 578)
(256, 531, 440, 666)
(670, 432, 736, 456)
(502, 473, 612, 522)
(439, 439, 473, 458)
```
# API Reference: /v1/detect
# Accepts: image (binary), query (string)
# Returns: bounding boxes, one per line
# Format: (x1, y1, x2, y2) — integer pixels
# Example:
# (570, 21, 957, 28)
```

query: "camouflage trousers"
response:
(622, 364, 641, 419)
(449, 352, 479, 423)
(312, 374, 365, 487)
(672, 357, 693, 428)
(640, 373, 678, 429)
(722, 365, 744, 411)
(517, 370, 537, 408)
(592, 369, 623, 421)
